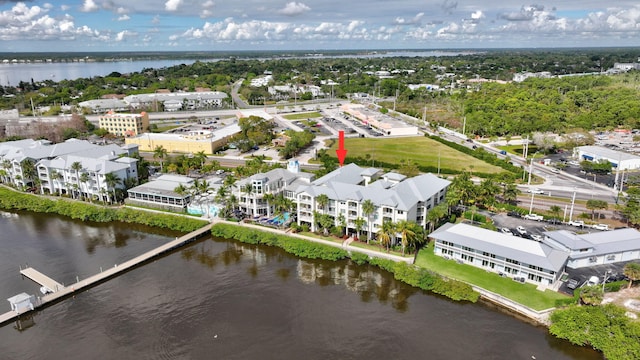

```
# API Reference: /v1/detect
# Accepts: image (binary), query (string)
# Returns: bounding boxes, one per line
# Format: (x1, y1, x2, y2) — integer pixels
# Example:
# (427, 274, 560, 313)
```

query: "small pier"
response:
(2, 222, 213, 326)
(20, 267, 64, 293)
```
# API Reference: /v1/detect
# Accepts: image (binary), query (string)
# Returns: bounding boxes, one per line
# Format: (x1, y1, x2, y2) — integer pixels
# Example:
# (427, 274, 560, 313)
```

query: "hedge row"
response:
(0, 187, 207, 232)
(212, 223, 479, 303)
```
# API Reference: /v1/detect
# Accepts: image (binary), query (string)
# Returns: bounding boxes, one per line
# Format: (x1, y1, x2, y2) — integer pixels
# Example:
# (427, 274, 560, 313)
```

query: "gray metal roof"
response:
(545, 228, 640, 259)
(313, 163, 365, 186)
(576, 146, 640, 162)
(431, 223, 569, 272)
(128, 174, 194, 198)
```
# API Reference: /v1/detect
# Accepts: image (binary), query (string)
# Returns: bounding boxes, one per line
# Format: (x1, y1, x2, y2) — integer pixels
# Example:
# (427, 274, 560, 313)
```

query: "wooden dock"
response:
(20, 267, 64, 293)
(1, 222, 213, 327)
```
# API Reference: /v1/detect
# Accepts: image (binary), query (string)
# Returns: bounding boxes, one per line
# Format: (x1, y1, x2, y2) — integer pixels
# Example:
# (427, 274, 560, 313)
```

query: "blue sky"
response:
(1, 1, 640, 52)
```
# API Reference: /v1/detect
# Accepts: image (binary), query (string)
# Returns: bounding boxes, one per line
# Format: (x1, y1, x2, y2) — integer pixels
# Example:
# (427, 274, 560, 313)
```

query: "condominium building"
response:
(99, 112, 149, 137)
(234, 162, 450, 237)
(0, 138, 138, 202)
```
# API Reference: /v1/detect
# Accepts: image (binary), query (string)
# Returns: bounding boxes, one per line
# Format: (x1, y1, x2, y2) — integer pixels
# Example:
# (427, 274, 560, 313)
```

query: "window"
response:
(506, 258, 520, 265)
(462, 246, 474, 252)
(589, 256, 598, 263)
(606, 254, 616, 261)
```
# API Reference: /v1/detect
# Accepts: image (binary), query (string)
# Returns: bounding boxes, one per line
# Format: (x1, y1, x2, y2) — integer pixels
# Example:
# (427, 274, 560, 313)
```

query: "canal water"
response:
(0, 211, 601, 359)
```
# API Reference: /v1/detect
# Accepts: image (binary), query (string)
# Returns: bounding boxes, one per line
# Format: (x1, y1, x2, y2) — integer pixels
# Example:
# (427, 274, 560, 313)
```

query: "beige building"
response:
(125, 123, 241, 154)
(99, 112, 149, 137)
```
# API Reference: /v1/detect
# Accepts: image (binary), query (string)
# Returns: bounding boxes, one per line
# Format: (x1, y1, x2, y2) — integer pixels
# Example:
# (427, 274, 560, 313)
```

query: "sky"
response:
(1, 0, 640, 52)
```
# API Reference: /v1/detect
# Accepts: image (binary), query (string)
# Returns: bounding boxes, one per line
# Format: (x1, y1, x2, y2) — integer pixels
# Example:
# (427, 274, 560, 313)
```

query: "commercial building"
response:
(99, 112, 149, 137)
(543, 228, 640, 269)
(430, 223, 568, 286)
(123, 91, 227, 111)
(124, 123, 241, 154)
(573, 145, 640, 170)
(340, 103, 418, 136)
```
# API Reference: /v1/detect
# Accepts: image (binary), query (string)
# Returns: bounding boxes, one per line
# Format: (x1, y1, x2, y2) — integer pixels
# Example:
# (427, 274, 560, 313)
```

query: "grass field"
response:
(415, 243, 570, 310)
(281, 112, 323, 120)
(327, 136, 506, 174)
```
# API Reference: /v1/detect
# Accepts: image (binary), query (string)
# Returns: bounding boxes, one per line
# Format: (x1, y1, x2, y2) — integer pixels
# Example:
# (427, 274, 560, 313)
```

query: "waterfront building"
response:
(430, 222, 568, 286)
(124, 123, 241, 154)
(126, 174, 194, 211)
(98, 111, 149, 137)
(0, 138, 138, 202)
(234, 161, 450, 238)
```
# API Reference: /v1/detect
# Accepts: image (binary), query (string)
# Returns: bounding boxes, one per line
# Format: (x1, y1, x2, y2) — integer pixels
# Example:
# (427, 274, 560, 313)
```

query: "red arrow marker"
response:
(336, 130, 347, 167)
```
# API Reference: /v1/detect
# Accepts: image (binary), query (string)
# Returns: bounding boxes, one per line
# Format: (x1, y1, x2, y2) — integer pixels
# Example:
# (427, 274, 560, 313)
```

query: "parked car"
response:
(500, 227, 513, 235)
(516, 226, 527, 235)
(568, 220, 585, 227)
(567, 278, 580, 290)
(592, 223, 609, 231)
(507, 211, 522, 218)
(584, 275, 600, 287)
(527, 188, 545, 194)
(530, 234, 543, 242)
(524, 213, 544, 221)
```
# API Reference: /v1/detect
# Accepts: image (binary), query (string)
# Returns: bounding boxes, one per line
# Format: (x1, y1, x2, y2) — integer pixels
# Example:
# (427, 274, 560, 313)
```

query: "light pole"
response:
(529, 189, 535, 215)
(568, 187, 577, 222)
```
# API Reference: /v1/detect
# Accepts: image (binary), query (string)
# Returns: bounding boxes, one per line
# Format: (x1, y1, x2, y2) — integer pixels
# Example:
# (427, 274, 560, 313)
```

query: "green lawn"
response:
(415, 243, 570, 310)
(328, 136, 506, 174)
(281, 112, 323, 120)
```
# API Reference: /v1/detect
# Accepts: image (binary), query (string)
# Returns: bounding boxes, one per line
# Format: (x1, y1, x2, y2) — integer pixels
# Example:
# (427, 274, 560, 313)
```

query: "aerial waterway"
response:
(0, 211, 602, 359)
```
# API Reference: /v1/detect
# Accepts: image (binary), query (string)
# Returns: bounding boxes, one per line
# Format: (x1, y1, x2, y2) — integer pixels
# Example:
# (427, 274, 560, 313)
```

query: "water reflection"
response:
(183, 239, 416, 312)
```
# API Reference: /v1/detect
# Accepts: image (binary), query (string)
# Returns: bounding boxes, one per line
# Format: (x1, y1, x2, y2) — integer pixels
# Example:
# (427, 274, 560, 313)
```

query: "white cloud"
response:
(117, 14, 130, 21)
(115, 30, 136, 41)
(80, 0, 99, 13)
(203, 0, 215, 8)
(152, 15, 161, 24)
(116, 7, 129, 15)
(278, 2, 310, 17)
(471, 10, 483, 20)
(393, 12, 424, 25)
(165, 0, 183, 12)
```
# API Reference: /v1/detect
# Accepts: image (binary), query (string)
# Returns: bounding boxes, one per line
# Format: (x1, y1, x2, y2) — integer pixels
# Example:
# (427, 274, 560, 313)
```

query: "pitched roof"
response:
(431, 223, 569, 272)
(545, 228, 640, 259)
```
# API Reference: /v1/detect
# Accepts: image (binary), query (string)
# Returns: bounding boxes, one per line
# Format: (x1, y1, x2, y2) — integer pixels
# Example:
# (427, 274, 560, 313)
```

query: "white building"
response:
(543, 228, 640, 269)
(0, 138, 138, 202)
(123, 91, 227, 110)
(574, 145, 640, 170)
(234, 162, 450, 238)
(430, 223, 568, 286)
(340, 103, 419, 136)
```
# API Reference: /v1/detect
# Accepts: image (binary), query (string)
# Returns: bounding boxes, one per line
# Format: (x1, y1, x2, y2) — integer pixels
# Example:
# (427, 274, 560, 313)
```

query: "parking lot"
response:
(491, 212, 628, 295)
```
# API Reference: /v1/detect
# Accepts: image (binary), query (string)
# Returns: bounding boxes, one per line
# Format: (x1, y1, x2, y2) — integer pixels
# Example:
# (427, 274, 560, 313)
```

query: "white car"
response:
(516, 226, 527, 235)
(568, 160, 580, 166)
(568, 220, 585, 227)
(524, 213, 544, 221)
(592, 223, 609, 231)
(550, 168, 560, 174)
(584, 276, 599, 287)
(527, 188, 545, 194)
(500, 228, 513, 235)
(530, 234, 543, 242)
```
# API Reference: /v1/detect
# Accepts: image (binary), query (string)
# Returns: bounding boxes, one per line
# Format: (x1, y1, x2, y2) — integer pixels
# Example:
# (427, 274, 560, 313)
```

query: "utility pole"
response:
(569, 188, 577, 222)
(529, 190, 535, 214)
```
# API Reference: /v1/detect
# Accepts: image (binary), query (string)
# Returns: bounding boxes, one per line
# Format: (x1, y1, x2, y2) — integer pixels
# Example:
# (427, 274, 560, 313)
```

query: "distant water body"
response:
(0, 50, 474, 85)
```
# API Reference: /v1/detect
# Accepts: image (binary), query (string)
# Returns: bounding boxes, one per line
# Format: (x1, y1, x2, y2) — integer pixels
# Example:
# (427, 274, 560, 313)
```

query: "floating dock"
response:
(1, 222, 213, 326)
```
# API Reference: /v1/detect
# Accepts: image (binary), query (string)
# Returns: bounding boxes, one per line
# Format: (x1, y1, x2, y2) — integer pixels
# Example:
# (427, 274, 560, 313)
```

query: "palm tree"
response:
(0, 169, 7, 184)
(70, 161, 83, 199)
(50, 170, 63, 195)
(377, 220, 395, 252)
(20, 159, 36, 189)
(427, 203, 447, 233)
(153, 145, 168, 172)
(361, 199, 375, 244)
(624, 262, 640, 289)
(549, 205, 562, 224)
(353, 217, 366, 241)
(479, 178, 500, 207)
(502, 183, 520, 205)
(1, 160, 12, 184)
(193, 150, 208, 169)
(79, 172, 91, 202)
(104, 172, 122, 204)
(396, 220, 416, 255)
(263, 193, 275, 217)
(316, 194, 329, 214)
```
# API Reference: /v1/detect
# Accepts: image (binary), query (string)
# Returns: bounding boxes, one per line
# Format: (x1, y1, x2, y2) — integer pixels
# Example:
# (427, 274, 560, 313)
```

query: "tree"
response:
(549, 205, 562, 224)
(79, 172, 91, 201)
(586, 199, 608, 220)
(153, 145, 168, 172)
(263, 193, 275, 217)
(316, 194, 329, 214)
(193, 150, 208, 169)
(353, 217, 366, 241)
(377, 220, 395, 252)
(478, 178, 500, 207)
(1, 160, 12, 184)
(70, 161, 83, 199)
(502, 183, 520, 205)
(623, 262, 640, 289)
(20, 159, 36, 188)
(579, 285, 603, 305)
(361, 199, 375, 244)
(427, 203, 447, 233)
(396, 220, 416, 255)
(104, 172, 121, 204)
(398, 159, 420, 178)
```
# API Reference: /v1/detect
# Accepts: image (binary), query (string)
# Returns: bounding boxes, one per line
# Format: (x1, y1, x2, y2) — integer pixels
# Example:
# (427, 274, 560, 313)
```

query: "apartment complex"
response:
(99, 112, 150, 137)
(234, 162, 450, 237)
(0, 138, 138, 202)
